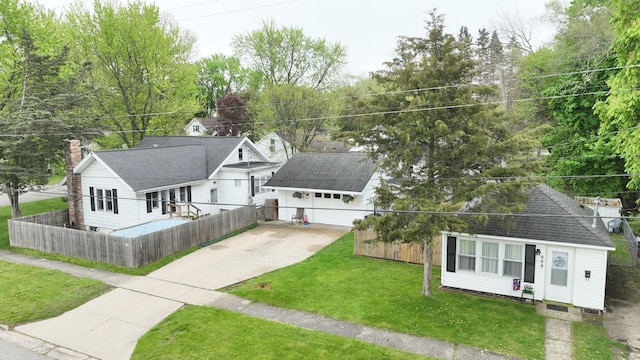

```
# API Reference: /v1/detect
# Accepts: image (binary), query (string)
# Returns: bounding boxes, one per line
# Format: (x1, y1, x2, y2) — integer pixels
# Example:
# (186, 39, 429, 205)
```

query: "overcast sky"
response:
(47, 0, 558, 76)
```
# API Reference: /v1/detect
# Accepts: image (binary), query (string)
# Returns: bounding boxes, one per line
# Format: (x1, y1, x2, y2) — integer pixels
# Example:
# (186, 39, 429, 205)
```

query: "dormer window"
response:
(238, 148, 243, 160)
(193, 124, 200, 132)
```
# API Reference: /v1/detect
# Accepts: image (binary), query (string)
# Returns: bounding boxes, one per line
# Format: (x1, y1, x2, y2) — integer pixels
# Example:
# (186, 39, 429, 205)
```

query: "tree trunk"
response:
(8, 189, 21, 218)
(422, 239, 433, 297)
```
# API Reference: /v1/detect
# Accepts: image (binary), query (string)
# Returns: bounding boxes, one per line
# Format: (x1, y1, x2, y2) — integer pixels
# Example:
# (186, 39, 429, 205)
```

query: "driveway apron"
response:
(15, 223, 349, 360)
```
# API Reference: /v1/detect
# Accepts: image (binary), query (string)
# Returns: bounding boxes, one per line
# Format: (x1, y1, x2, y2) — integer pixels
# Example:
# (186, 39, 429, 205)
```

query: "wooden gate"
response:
(264, 198, 279, 220)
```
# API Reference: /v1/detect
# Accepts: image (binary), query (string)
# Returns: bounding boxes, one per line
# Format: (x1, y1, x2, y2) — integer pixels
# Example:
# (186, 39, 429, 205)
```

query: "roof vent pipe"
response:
(592, 196, 601, 228)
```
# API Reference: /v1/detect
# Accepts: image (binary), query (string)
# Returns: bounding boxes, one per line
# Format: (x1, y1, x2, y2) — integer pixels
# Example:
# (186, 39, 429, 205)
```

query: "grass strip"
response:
(132, 305, 432, 360)
(228, 232, 546, 359)
(0, 260, 111, 327)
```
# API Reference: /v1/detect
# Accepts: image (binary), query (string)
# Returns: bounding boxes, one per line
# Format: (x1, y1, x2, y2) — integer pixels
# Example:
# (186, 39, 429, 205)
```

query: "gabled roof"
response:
(184, 118, 222, 135)
(473, 184, 614, 248)
(136, 136, 247, 176)
(75, 136, 271, 192)
(88, 145, 208, 191)
(264, 152, 376, 193)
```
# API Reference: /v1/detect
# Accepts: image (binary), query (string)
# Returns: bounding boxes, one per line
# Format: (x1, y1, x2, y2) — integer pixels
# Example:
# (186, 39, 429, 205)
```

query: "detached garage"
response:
(264, 153, 380, 227)
(441, 184, 615, 311)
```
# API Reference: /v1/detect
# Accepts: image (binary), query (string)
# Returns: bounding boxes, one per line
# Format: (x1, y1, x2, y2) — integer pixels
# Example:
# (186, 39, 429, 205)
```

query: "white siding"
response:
(226, 144, 266, 165)
(216, 167, 278, 211)
(440, 234, 538, 299)
(184, 119, 207, 136)
(584, 204, 621, 230)
(81, 160, 137, 232)
(81, 159, 214, 232)
(255, 132, 289, 163)
(275, 177, 379, 227)
(216, 170, 248, 210)
(572, 247, 608, 310)
(440, 232, 610, 310)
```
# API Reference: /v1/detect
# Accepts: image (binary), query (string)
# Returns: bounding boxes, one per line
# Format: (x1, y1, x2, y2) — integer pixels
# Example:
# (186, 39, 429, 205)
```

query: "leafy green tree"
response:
(595, 0, 640, 191)
(353, 11, 532, 296)
(65, 0, 198, 148)
(195, 54, 254, 117)
(539, 1, 635, 208)
(234, 19, 347, 151)
(253, 84, 339, 159)
(0, 0, 90, 217)
(232, 19, 347, 90)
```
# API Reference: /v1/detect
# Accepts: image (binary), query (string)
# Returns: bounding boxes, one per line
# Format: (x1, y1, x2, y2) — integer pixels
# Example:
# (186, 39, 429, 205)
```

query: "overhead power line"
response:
(10, 188, 640, 221)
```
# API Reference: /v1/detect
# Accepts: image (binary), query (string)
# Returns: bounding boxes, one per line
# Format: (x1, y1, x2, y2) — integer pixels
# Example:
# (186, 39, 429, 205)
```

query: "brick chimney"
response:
(64, 139, 84, 230)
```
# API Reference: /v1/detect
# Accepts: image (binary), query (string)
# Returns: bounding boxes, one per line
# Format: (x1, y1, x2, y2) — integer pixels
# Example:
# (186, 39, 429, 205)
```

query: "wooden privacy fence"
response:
(354, 228, 442, 266)
(9, 206, 257, 268)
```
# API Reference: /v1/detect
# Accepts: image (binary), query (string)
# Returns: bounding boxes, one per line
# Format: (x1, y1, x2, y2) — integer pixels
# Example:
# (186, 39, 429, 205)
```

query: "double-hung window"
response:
(89, 187, 118, 214)
(481, 242, 499, 274)
(503, 244, 523, 277)
(458, 239, 476, 271)
(96, 189, 104, 211)
(146, 192, 159, 213)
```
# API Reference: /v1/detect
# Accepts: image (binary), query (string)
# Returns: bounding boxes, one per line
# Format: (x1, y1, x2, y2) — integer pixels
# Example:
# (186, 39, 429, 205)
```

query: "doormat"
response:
(547, 304, 569, 312)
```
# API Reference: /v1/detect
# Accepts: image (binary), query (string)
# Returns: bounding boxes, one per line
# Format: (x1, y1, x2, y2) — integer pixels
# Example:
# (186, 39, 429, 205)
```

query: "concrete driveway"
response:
(15, 223, 349, 360)
(148, 223, 348, 290)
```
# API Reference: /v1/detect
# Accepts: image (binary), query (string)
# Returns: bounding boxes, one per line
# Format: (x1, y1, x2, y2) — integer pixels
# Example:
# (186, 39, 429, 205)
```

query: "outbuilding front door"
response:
(546, 247, 573, 304)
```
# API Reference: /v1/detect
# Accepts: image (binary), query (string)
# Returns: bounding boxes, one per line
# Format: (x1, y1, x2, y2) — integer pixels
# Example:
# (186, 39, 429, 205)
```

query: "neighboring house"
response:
(264, 152, 380, 227)
(184, 117, 222, 136)
(441, 184, 615, 311)
(70, 136, 280, 233)
(255, 133, 354, 163)
(254, 132, 290, 163)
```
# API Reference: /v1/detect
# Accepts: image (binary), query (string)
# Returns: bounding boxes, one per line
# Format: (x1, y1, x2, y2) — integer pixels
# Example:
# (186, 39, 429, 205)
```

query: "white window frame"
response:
(458, 239, 476, 271)
(481, 242, 499, 274)
(503, 244, 523, 278)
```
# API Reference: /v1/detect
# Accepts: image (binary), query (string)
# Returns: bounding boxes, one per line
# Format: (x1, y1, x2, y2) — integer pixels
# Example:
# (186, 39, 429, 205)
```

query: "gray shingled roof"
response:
(472, 184, 614, 248)
(264, 152, 376, 192)
(95, 145, 207, 191)
(136, 136, 245, 176)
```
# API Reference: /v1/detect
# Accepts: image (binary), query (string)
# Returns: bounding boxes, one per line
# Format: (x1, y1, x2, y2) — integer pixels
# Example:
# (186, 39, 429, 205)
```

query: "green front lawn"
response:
(132, 306, 432, 360)
(0, 260, 111, 327)
(227, 232, 546, 359)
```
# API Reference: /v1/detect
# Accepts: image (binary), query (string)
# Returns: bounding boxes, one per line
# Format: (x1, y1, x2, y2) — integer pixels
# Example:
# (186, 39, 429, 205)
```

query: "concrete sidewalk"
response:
(0, 223, 574, 360)
(5, 224, 352, 360)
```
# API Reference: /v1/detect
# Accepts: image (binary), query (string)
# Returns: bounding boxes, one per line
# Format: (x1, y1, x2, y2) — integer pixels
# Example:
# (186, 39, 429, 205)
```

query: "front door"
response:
(546, 247, 573, 304)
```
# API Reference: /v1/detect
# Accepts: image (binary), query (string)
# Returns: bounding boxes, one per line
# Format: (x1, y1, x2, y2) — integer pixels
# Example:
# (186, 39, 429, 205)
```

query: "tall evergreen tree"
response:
(0, 1, 90, 217)
(353, 11, 532, 297)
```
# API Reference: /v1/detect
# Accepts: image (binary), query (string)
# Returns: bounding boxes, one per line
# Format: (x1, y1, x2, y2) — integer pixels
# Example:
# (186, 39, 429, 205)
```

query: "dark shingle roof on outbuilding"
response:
(264, 152, 376, 193)
(472, 184, 614, 248)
